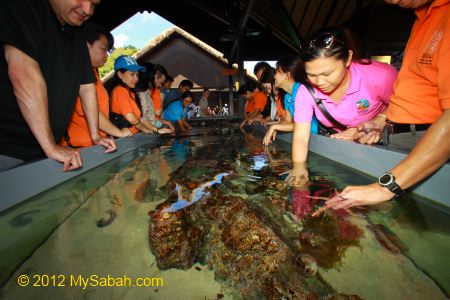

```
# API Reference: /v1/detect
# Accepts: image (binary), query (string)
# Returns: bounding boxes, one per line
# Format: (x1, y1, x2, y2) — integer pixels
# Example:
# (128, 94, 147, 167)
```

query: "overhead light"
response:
(246, 29, 260, 36)
(220, 34, 235, 42)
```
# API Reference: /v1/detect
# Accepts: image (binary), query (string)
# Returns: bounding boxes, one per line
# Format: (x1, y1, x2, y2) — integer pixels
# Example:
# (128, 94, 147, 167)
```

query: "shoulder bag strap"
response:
(302, 81, 347, 131)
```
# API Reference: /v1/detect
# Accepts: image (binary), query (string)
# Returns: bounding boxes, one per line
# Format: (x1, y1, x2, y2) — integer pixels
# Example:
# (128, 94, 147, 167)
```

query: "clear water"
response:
(0, 130, 449, 300)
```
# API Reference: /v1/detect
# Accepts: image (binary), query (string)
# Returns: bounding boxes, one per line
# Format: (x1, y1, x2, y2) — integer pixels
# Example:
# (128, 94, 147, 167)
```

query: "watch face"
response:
(379, 173, 393, 186)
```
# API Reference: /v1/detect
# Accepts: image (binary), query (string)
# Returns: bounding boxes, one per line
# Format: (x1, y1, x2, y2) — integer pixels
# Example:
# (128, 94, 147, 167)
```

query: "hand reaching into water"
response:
(311, 183, 393, 217)
(326, 183, 394, 210)
(282, 162, 309, 187)
(157, 127, 174, 134)
(263, 127, 277, 145)
(240, 120, 248, 131)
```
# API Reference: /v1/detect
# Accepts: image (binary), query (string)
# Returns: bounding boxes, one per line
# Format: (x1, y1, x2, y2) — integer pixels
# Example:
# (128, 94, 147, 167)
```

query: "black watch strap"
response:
(388, 182, 404, 196)
(378, 172, 405, 196)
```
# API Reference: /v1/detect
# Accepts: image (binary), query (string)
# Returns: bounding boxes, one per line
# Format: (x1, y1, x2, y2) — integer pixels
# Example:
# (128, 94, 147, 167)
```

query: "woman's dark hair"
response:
(84, 22, 114, 50)
(181, 91, 193, 100)
(301, 26, 369, 64)
(111, 68, 129, 90)
(259, 66, 287, 110)
(179, 79, 194, 88)
(237, 80, 258, 95)
(135, 62, 154, 92)
(135, 62, 168, 92)
(254, 61, 271, 76)
(275, 54, 306, 82)
(259, 67, 275, 118)
(259, 67, 276, 86)
(152, 64, 168, 86)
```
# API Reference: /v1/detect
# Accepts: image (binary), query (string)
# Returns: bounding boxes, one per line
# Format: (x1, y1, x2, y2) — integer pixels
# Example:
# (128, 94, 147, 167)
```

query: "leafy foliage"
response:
(99, 45, 139, 78)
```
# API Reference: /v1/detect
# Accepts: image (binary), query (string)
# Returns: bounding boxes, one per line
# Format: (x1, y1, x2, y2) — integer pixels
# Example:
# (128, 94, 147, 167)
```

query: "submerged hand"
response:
(167, 123, 175, 131)
(158, 127, 174, 134)
(263, 127, 277, 145)
(323, 183, 395, 211)
(283, 163, 309, 187)
(247, 118, 256, 126)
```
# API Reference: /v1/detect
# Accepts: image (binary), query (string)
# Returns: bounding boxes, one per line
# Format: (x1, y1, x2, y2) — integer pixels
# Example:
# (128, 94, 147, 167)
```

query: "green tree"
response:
(99, 45, 139, 78)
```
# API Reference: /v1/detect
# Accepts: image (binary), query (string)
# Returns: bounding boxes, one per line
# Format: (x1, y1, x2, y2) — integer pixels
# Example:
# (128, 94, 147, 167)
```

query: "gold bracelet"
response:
(132, 121, 140, 126)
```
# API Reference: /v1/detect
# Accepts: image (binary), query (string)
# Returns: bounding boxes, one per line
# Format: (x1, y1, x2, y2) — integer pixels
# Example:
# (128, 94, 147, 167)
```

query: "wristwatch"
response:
(378, 172, 405, 196)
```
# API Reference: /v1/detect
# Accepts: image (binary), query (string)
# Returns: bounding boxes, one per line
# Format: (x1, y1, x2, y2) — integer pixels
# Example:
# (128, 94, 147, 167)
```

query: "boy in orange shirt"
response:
(238, 80, 268, 127)
(62, 23, 132, 147)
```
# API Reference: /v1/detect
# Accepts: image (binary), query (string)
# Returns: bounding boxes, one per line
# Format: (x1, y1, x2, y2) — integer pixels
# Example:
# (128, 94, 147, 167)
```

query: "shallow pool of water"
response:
(0, 130, 449, 300)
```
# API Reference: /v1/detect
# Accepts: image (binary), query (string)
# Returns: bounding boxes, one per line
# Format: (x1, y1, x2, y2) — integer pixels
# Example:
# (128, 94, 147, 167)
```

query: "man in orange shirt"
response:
(324, 0, 450, 209)
(62, 23, 133, 147)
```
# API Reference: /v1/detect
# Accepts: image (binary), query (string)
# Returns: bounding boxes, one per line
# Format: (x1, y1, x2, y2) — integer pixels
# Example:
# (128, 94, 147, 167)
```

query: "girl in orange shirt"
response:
(110, 55, 172, 135)
(137, 62, 175, 131)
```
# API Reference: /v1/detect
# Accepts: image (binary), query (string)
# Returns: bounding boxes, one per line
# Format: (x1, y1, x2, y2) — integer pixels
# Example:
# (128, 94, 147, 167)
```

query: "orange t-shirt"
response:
(151, 88, 163, 119)
(245, 99, 255, 115)
(388, 0, 450, 124)
(275, 93, 287, 120)
(253, 90, 267, 112)
(61, 69, 108, 147)
(110, 85, 141, 133)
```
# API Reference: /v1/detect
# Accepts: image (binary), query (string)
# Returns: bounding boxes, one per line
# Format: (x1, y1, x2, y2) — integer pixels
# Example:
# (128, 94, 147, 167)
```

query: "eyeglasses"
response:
(307, 32, 345, 50)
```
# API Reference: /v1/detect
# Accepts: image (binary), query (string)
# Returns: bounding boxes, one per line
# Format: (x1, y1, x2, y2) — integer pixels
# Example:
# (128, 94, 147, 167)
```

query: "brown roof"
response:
(136, 27, 229, 65)
(103, 26, 255, 87)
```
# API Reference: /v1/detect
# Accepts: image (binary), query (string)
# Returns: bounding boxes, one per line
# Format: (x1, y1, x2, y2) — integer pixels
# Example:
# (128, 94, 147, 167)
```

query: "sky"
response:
(111, 12, 275, 77)
(111, 12, 175, 49)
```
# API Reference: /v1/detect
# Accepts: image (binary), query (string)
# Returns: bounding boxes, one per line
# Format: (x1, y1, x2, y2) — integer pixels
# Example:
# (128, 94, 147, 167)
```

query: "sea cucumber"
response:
(96, 209, 117, 227)
(367, 224, 406, 254)
(9, 210, 41, 227)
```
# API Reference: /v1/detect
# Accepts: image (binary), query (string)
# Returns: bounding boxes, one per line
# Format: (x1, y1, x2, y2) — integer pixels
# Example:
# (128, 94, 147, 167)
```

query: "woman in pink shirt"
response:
(289, 26, 398, 185)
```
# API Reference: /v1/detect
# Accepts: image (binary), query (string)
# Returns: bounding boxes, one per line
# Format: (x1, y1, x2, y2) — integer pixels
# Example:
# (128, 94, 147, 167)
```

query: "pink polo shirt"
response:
(294, 61, 397, 131)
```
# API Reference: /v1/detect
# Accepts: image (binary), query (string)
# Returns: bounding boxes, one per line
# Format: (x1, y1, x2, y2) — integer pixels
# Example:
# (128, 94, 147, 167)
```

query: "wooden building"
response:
(104, 27, 257, 115)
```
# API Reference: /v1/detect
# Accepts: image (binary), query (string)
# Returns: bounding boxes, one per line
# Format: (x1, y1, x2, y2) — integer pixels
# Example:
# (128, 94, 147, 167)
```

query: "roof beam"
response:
(270, 0, 302, 50)
(289, 0, 299, 16)
(184, 0, 231, 26)
(229, 0, 256, 61)
(324, 0, 340, 27)
(306, 0, 324, 37)
(297, 0, 312, 32)
(335, 0, 350, 25)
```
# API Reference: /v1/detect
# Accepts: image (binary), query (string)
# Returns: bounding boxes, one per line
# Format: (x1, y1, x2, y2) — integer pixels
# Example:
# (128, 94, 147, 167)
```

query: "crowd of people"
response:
(240, 0, 450, 209)
(0, 0, 448, 212)
(0, 0, 206, 172)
